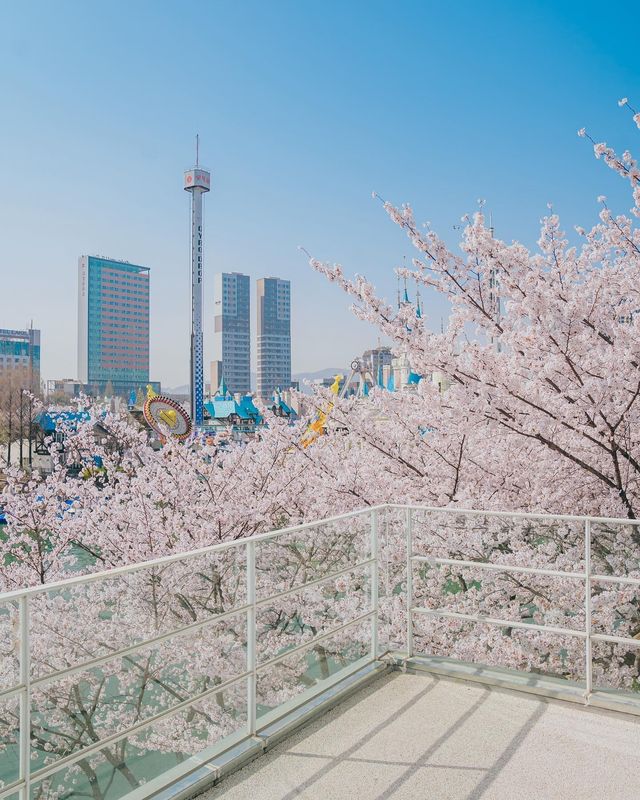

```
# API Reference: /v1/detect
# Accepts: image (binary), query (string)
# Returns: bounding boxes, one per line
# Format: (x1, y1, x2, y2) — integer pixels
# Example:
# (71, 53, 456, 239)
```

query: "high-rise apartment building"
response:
(78, 255, 150, 396)
(211, 272, 251, 395)
(0, 327, 41, 388)
(256, 277, 291, 400)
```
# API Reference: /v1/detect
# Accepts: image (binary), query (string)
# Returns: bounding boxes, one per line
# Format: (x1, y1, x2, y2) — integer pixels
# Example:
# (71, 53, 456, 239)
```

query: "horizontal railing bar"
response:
(0, 506, 379, 603)
(2, 562, 377, 697)
(3, 503, 639, 604)
(391, 503, 640, 527)
(412, 607, 587, 639)
(412, 555, 585, 580)
(29, 669, 252, 785)
(25, 604, 251, 692)
(255, 558, 375, 607)
(591, 632, 640, 648)
(0, 777, 23, 797)
(591, 573, 640, 587)
(0, 683, 24, 702)
(256, 611, 375, 671)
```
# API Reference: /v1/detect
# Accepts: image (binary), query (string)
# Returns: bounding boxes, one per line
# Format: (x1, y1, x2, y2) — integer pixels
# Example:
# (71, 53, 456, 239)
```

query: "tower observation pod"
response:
(184, 139, 211, 427)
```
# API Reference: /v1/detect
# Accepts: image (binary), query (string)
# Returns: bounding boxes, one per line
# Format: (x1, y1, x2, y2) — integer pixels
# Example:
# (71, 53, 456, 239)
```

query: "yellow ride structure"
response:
(301, 374, 342, 448)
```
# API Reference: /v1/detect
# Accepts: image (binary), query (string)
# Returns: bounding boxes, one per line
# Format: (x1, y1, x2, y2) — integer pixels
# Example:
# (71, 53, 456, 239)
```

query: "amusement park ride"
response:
(300, 360, 379, 448)
(142, 386, 193, 442)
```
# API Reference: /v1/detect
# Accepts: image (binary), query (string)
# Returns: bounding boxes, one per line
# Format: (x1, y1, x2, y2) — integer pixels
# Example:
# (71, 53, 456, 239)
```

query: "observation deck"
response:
(200, 668, 640, 800)
(1, 505, 639, 800)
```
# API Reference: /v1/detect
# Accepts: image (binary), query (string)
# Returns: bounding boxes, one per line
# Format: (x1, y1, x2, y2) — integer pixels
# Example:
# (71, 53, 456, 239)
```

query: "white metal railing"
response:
(0, 507, 379, 800)
(397, 504, 640, 701)
(1, 503, 640, 799)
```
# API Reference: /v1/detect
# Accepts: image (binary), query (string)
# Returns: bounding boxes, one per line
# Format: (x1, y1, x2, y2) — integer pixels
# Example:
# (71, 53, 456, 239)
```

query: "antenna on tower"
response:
(489, 211, 494, 237)
(196, 134, 199, 167)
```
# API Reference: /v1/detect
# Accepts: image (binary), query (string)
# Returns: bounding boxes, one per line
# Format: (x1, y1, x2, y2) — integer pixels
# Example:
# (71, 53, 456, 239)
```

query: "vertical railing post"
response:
(584, 519, 592, 702)
(370, 509, 379, 660)
(406, 507, 413, 659)
(19, 595, 31, 800)
(246, 540, 257, 735)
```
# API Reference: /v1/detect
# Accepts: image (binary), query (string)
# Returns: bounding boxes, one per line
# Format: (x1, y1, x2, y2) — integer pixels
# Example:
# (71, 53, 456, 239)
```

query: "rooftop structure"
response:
(45, 378, 84, 399)
(2, 505, 639, 799)
(204, 378, 262, 437)
(265, 387, 296, 418)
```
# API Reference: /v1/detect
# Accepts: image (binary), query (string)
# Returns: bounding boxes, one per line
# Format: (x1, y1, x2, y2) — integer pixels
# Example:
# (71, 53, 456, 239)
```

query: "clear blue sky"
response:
(1, 0, 638, 387)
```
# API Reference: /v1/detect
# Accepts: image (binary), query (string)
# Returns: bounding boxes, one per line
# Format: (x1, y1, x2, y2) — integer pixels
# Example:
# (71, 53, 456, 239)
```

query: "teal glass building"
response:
(78, 255, 151, 396)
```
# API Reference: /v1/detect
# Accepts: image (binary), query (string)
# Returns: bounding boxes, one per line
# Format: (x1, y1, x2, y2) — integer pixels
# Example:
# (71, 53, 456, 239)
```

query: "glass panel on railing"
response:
(256, 617, 372, 720)
(29, 547, 247, 681)
(412, 561, 585, 632)
(0, 696, 20, 792)
(28, 676, 246, 800)
(589, 536, 640, 696)
(590, 520, 640, 580)
(406, 510, 588, 682)
(256, 565, 371, 663)
(254, 513, 371, 599)
(591, 579, 640, 640)
(28, 610, 247, 776)
(0, 601, 20, 693)
(376, 505, 405, 654)
(591, 640, 640, 693)
(411, 510, 585, 572)
(589, 521, 640, 696)
(412, 612, 585, 683)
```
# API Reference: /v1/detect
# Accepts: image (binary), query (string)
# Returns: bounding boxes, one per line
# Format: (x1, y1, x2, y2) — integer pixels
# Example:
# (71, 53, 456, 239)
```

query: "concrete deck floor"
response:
(198, 671, 640, 800)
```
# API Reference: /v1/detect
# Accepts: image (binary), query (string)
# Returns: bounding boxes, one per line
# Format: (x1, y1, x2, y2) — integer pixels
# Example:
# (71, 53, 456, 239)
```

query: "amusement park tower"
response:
(184, 137, 211, 426)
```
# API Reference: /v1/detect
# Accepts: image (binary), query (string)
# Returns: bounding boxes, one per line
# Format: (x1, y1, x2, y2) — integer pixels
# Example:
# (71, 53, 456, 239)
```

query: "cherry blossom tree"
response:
(310, 103, 640, 521)
(305, 98, 640, 698)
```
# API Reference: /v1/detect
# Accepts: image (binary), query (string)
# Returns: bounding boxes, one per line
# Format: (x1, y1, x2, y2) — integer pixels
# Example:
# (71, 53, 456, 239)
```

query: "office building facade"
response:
(211, 272, 251, 395)
(0, 327, 41, 388)
(78, 255, 150, 396)
(256, 277, 291, 400)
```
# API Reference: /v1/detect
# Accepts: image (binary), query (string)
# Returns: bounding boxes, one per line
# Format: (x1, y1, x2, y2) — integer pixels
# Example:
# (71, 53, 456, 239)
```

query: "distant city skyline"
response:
(1, 1, 638, 386)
